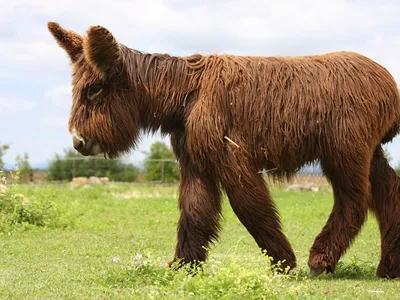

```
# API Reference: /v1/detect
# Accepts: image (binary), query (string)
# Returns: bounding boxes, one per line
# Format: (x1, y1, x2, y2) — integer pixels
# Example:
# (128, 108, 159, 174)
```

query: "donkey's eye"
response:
(87, 85, 103, 100)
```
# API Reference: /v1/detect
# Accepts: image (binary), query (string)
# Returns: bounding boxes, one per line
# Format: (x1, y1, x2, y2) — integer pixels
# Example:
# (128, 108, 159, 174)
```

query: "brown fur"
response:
(83, 26, 122, 78)
(48, 22, 400, 278)
(48, 22, 83, 62)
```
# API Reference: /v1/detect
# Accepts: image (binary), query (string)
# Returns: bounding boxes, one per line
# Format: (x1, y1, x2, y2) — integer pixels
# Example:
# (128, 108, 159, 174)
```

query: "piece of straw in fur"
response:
(224, 136, 240, 148)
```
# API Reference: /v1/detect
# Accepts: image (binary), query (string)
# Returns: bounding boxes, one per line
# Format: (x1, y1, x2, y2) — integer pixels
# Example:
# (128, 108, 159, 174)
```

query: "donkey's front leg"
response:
(168, 164, 222, 268)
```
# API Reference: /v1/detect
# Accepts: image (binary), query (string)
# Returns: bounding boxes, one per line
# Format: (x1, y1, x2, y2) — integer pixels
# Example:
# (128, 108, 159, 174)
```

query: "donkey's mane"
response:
(121, 45, 399, 111)
(121, 45, 205, 102)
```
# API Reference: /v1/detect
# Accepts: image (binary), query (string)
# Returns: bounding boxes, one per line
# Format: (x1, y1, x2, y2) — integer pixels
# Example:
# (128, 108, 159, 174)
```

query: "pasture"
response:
(0, 183, 399, 299)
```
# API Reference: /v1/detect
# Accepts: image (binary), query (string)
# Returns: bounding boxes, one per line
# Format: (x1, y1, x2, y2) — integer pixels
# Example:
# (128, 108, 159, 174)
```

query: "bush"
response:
(0, 187, 71, 232)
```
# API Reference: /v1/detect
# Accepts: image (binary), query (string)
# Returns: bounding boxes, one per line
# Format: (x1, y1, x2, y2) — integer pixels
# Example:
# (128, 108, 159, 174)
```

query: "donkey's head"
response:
(48, 22, 140, 158)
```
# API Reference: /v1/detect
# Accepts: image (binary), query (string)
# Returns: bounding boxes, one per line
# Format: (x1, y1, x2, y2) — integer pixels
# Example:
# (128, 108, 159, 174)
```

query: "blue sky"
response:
(1, 0, 400, 168)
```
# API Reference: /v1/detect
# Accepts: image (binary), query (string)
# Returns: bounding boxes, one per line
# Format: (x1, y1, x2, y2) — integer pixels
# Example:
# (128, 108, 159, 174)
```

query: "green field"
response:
(1, 183, 399, 299)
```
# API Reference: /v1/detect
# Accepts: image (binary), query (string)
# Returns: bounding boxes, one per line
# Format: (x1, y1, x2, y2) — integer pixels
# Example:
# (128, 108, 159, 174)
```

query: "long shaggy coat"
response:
(48, 22, 400, 278)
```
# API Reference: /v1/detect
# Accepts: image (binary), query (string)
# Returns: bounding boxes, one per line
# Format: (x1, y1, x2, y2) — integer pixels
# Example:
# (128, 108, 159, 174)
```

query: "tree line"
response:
(47, 141, 179, 183)
(1, 141, 400, 183)
(1, 141, 179, 183)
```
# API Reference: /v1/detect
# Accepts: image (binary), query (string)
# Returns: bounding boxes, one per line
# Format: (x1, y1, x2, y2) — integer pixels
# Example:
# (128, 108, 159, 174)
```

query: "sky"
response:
(1, 0, 400, 168)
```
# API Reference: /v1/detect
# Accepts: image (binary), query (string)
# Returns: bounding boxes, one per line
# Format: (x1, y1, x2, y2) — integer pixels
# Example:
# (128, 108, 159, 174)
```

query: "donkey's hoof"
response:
(376, 271, 400, 279)
(309, 266, 326, 277)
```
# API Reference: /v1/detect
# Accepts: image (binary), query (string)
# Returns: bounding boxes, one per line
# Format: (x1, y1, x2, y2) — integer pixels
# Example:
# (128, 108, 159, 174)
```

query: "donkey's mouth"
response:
(72, 132, 103, 156)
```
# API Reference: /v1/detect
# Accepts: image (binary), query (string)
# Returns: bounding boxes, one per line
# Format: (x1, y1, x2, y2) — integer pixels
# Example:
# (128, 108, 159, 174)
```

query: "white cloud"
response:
(44, 84, 73, 110)
(44, 84, 72, 98)
(0, 40, 70, 79)
(39, 116, 69, 128)
(0, 96, 38, 117)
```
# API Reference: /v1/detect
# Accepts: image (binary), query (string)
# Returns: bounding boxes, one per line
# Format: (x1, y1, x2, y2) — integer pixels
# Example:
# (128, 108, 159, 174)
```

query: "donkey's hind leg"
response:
(369, 146, 400, 278)
(308, 148, 372, 276)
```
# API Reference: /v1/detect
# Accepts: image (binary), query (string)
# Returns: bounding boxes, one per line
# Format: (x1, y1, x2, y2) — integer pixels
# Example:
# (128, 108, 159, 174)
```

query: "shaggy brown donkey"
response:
(48, 22, 400, 278)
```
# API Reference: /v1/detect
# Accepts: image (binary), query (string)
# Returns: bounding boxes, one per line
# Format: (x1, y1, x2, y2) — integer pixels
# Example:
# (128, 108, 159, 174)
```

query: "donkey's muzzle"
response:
(73, 135, 85, 152)
(72, 133, 102, 156)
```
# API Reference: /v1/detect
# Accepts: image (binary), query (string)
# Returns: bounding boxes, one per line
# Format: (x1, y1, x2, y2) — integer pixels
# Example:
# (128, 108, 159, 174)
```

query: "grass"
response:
(0, 183, 399, 299)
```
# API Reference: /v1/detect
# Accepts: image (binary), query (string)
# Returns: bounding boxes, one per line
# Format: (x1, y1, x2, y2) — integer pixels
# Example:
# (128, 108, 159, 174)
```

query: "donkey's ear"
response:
(83, 25, 122, 77)
(47, 22, 83, 62)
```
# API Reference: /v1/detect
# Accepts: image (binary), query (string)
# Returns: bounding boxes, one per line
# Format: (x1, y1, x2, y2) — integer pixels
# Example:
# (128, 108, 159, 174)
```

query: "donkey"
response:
(48, 22, 400, 278)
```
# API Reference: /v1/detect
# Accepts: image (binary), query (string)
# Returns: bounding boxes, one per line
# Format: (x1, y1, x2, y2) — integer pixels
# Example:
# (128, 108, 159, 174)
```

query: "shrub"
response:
(0, 186, 72, 232)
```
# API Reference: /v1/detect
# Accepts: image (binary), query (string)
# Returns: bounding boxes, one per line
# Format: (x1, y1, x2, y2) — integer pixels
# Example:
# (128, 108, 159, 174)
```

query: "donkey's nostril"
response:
(73, 136, 85, 151)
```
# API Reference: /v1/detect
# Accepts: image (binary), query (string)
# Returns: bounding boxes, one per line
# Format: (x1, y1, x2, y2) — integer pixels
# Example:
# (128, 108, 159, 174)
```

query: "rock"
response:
(71, 176, 110, 187)
(71, 177, 88, 188)
(311, 186, 320, 192)
(99, 177, 110, 185)
(286, 183, 320, 192)
(88, 176, 102, 185)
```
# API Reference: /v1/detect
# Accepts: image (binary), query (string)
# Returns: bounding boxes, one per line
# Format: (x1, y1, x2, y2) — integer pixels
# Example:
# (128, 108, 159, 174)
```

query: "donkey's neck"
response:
(122, 46, 204, 134)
